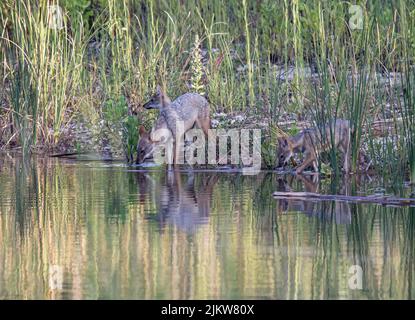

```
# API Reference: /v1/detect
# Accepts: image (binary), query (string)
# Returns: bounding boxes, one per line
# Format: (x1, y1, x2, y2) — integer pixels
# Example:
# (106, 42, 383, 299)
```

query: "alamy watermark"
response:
(149, 122, 262, 175)
(49, 265, 63, 290)
(348, 265, 363, 290)
(47, 5, 64, 30)
(349, 5, 363, 30)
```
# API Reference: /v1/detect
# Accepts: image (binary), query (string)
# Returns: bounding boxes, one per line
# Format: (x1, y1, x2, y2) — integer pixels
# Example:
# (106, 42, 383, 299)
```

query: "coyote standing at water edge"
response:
(277, 119, 351, 174)
(136, 86, 211, 165)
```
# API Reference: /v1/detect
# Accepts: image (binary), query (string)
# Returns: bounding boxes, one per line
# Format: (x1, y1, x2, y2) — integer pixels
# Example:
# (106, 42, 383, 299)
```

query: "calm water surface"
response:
(0, 156, 414, 299)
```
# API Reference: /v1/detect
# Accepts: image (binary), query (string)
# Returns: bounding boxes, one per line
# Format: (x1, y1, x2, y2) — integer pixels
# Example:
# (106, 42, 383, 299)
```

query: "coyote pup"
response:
(277, 119, 351, 174)
(136, 86, 211, 164)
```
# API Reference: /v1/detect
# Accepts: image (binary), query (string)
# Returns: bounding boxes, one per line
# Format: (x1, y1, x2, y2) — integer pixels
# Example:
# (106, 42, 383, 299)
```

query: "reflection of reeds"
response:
(0, 162, 414, 299)
(401, 207, 415, 298)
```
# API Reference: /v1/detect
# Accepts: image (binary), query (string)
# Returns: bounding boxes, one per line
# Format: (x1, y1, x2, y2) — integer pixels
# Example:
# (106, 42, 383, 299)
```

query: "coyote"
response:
(137, 86, 211, 164)
(277, 119, 351, 174)
(136, 116, 172, 164)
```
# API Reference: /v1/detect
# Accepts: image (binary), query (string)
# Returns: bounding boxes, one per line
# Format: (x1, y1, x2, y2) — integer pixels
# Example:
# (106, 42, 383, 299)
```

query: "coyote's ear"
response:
(139, 125, 147, 136)
(156, 85, 171, 106)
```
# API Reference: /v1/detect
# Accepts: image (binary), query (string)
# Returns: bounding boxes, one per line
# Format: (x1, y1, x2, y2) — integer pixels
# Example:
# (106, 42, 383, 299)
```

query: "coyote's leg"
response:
(312, 159, 318, 172)
(165, 137, 174, 169)
(166, 122, 178, 168)
(296, 154, 317, 174)
(195, 117, 211, 168)
(196, 117, 211, 137)
(166, 129, 176, 169)
(173, 140, 178, 167)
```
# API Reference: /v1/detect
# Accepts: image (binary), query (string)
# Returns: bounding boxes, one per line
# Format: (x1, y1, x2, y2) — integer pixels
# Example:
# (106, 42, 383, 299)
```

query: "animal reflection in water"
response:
(276, 175, 352, 225)
(137, 171, 219, 233)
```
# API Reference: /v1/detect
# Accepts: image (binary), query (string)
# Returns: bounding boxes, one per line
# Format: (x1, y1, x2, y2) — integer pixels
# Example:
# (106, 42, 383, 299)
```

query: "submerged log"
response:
(272, 191, 415, 207)
(50, 152, 80, 157)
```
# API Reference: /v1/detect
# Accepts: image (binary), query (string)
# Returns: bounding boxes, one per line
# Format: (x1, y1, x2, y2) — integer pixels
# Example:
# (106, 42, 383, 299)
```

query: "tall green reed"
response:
(398, 0, 415, 183)
(4, 0, 85, 147)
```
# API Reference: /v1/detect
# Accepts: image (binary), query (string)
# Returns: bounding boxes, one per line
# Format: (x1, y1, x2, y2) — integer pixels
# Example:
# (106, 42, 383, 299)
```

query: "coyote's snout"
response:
(136, 125, 155, 164)
(277, 119, 351, 174)
(136, 116, 173, 164)
(277, 138, 295, 168)
(137, 86, 211, 165)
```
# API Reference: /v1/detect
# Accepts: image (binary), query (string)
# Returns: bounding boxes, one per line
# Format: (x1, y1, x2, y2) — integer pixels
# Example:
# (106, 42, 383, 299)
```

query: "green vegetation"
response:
(0, 0, 415, 180)
(102, 96, 138, 162)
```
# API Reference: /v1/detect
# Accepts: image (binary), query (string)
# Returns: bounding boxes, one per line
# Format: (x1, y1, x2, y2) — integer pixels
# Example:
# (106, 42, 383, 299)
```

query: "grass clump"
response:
(102, 96, 138, 162)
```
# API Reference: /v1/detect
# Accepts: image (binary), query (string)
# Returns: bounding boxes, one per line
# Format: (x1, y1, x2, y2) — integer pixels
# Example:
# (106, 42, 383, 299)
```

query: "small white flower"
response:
(234, 115, 245, 122)
(211, 119, 219, 128)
